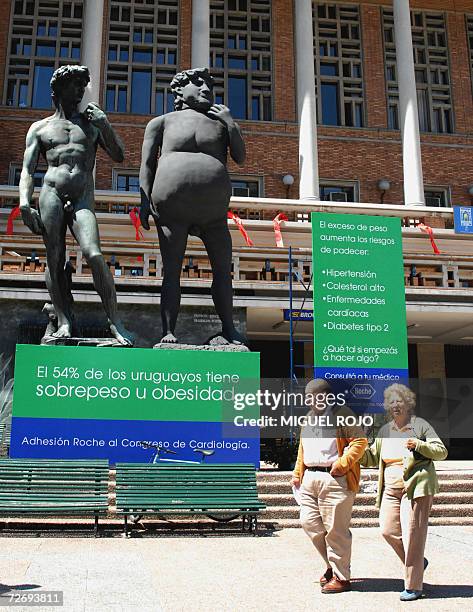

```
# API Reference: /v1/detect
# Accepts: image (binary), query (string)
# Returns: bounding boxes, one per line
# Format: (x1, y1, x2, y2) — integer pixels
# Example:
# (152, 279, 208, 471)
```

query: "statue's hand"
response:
(85, 102, 108, 127)
(139, 199, 151, 231)
(207, 104, 234, 127)
(20, 205, 44, 236)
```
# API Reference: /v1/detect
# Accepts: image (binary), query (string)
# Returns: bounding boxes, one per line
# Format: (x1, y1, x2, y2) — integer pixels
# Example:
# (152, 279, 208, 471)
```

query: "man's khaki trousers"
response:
(379, 486, 433, 591)
(299, 470, 356, 581)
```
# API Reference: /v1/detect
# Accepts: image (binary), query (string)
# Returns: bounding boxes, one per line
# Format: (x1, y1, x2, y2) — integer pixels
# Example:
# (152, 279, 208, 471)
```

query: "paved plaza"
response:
(0, 525, 472, 612)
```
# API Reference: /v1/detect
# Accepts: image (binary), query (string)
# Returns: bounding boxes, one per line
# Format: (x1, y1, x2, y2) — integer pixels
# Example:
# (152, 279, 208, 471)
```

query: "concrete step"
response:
(257, 470, 380, 482)
(257, 479, 473, 496)
(261, 501, 473, 521)
(432, 471, 473, 480)
(259, 490, 473, 508)
(257, 469, 473, 482)
(429, 503, 473, 517)
(433, 479, 473, 492)
(266, 515, 473, 529)
(261, 506, 380, 520)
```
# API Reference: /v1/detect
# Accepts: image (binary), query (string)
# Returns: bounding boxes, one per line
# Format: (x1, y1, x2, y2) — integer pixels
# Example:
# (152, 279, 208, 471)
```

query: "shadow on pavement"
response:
(423, 584, 473, 599)
(0, 584, 41, 594)
(351, 578, 403, 592)
(352, 578, 473, 598)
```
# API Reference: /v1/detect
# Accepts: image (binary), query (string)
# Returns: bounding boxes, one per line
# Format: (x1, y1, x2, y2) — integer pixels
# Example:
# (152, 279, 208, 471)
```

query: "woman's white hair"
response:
(384, 383, 416, 418)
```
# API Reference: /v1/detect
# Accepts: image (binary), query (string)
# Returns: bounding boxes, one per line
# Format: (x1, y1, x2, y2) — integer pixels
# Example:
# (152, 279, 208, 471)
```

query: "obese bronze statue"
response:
(19, 65, 134, 346)
(139, 67, 246, 346)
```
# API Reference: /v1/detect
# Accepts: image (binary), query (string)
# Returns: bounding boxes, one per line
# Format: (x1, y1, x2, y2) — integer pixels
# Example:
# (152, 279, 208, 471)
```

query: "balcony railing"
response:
(0, 185, 455, 222)
(0, 186, 470, 295)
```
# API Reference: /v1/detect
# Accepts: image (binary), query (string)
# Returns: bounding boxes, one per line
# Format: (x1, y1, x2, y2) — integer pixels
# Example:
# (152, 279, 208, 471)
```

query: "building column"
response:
(81, 0, 105, 108)
(416, 344, 447, 427)
(192, 0, 210, 68)
(294, 0, 319, 200)
(303, 341, 314, 380)
(417, 344, 446, 379)
(393, 0, 424, 206)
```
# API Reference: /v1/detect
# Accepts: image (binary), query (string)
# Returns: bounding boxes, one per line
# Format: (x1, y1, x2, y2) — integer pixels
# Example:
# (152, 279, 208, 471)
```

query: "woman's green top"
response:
(361, 416, 448, 508)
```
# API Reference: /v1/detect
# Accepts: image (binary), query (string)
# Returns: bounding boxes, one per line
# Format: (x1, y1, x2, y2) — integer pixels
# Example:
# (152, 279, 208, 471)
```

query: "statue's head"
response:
(170, 67, 214, 112)
(50, 64, 90, 107)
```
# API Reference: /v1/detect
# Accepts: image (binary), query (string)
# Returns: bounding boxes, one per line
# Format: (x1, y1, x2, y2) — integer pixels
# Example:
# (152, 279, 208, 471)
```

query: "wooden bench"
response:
(0, 459, 109, 534)
(115, 463, 266, 536)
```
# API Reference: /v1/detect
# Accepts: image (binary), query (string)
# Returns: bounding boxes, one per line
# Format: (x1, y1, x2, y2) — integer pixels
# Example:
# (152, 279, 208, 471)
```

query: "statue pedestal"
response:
(41, 336, 124, 348)
(153, 342, 249, 353)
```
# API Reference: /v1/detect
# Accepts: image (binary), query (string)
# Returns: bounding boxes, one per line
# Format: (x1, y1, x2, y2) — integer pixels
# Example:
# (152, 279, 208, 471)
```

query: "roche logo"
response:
(350, 384, 375, 399)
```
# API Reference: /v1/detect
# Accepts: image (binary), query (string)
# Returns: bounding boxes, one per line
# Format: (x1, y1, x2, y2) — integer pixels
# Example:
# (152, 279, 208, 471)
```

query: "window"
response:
(4, 0, 84, 108)
(230, 176, 263, 197)
(383, 9, 453, 133)
(231, 176, 263, 219)
(312, 3, 365, 127)
(113, 170, 140, 193)
(9, 163, 45, 187)
(466, 15, 473, 98)
(424, 187, 450, 207)
(210, 0, 272, 121)
(105, 0, 179, 115)
(319, 180, 358, 202)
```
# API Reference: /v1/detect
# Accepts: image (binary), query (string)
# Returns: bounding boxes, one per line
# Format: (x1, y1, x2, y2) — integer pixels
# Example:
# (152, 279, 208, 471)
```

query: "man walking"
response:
(291, 379, 367, 593)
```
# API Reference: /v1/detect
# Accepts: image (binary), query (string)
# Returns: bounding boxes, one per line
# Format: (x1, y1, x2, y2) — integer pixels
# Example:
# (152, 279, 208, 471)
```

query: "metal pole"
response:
(289, 246, 294, 383)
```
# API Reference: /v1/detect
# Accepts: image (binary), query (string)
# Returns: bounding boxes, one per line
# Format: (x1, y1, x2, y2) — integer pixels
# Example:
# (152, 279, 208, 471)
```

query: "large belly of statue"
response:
(152, 152, 232, 226)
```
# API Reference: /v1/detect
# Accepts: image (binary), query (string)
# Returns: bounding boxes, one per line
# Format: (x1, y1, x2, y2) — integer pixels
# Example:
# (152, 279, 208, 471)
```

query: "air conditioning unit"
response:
(425, 196, 442, 207)
(329, 191, 348, 202)
(232, 187, 250, 197)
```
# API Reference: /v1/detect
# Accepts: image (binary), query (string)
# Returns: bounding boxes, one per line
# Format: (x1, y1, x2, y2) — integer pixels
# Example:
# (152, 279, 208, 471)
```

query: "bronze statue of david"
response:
(19, 65, 134, 346)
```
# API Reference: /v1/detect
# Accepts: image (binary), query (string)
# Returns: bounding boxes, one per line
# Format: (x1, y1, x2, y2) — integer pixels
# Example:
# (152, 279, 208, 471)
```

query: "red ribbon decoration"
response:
(273, 213, 288, 247)
(129, 207, 144, 241)
(417, 222, 441, 254)
(227, 211, 254, 247)
(6, 205, 20, 235)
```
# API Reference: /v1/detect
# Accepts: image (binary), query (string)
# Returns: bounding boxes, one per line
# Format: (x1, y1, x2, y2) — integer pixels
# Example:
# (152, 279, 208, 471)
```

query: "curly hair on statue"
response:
(50, 65, 90, 105)
(170, 67, 214, 110)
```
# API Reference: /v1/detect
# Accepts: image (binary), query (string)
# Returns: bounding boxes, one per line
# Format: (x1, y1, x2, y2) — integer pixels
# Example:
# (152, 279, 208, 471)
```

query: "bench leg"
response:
(248, 515, 258, 536)
(242, 515, 246, 532)
(94, 513, 99, 538)
(124, 514, 129, 538)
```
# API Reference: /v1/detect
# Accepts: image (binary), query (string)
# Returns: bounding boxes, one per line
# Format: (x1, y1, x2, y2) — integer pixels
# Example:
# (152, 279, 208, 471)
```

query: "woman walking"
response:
(361, 383, 448, 601)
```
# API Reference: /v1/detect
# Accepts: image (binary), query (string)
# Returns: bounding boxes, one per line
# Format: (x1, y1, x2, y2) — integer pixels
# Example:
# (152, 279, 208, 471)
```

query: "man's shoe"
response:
(400, 590, 423, 601)
(321, 576, 351, 594)
(319, 567, 333, 586)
